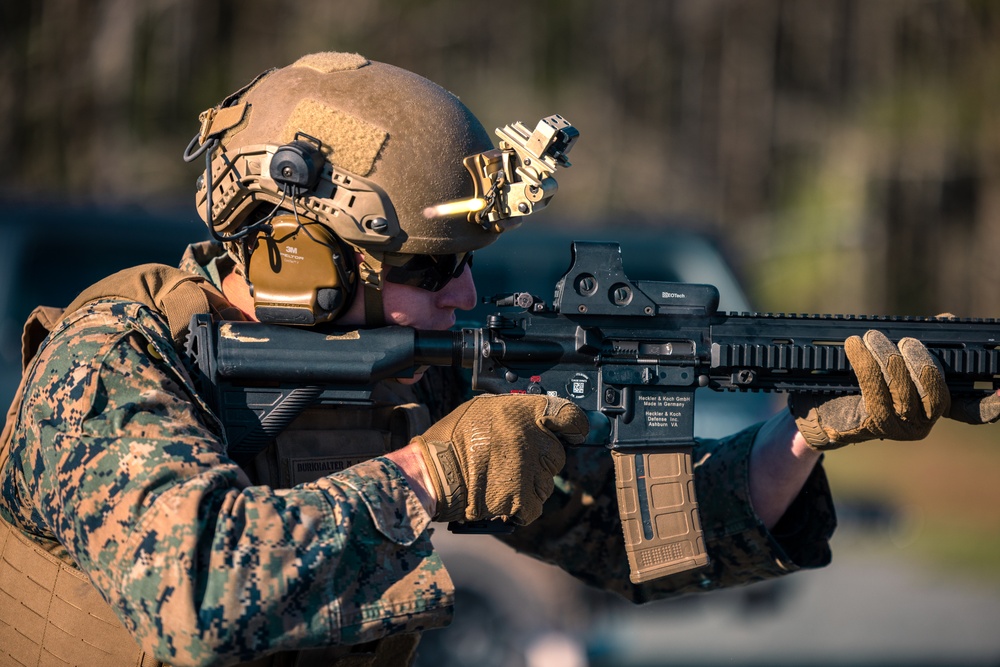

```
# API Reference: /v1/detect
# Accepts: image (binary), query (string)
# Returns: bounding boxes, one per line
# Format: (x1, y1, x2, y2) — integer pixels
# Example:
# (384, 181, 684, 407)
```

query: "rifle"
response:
(185, 241, 999, 584)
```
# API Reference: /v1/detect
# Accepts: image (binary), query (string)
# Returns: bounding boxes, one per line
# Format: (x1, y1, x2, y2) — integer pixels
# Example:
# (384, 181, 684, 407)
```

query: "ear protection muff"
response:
(246, 213, 357, 325)
(192, 126, 387, 326)
(240, 132, 359, 326)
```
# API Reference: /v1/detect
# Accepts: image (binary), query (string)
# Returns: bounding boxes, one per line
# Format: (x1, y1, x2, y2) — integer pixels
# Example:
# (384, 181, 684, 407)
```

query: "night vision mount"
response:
(462, 115, 579, 229)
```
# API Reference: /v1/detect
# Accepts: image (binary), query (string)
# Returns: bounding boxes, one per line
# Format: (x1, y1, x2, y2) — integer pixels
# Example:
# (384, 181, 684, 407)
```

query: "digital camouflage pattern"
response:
(1, 294, 452, 664)
(0, 241, 836, 666)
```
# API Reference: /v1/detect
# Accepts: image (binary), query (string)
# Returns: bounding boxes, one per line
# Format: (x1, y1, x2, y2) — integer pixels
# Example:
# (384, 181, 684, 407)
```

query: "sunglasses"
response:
(383, 252, 473, 292)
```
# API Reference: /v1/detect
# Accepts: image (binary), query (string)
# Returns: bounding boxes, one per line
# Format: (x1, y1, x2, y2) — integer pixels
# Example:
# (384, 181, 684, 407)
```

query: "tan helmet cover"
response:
(201, 52, 506, 257)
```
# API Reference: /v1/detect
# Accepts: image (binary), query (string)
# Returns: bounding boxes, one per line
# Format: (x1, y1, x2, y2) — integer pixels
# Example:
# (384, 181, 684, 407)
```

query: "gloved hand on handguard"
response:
(790, 330, 1000, 450)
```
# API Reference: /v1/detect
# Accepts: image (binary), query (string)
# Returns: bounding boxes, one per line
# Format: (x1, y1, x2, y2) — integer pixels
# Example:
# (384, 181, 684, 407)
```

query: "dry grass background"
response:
(824, 418, 1000, 580)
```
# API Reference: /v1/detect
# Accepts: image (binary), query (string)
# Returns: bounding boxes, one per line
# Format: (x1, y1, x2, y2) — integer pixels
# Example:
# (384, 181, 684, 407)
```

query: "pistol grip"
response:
(612, 446, 709, 583)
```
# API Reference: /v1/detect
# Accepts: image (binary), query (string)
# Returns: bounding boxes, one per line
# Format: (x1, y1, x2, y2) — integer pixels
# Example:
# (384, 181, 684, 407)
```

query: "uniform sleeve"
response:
(500, 422, 836, 603)
(2, 300, 452, 666)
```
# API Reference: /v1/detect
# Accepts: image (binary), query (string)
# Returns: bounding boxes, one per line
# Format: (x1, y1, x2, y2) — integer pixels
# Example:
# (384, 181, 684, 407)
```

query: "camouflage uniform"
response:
(0, 241, 835, 666)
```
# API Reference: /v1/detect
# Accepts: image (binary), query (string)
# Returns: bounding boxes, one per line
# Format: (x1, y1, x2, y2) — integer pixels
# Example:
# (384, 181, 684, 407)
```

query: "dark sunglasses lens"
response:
(385, 253, 472, 292)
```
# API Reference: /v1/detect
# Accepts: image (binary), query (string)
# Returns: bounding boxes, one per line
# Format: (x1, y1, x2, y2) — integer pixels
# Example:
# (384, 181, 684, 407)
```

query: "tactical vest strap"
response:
(390, 403, 433, 447)
(61, 262, 243, 347)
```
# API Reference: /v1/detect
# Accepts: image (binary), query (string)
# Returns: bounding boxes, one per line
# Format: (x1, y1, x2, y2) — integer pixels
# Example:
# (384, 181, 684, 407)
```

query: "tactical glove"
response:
(921, 316, 1000, 425)
(413, 394, 589, 525)
(950, 391, 1000, 425)
(789, 331, 951, 450)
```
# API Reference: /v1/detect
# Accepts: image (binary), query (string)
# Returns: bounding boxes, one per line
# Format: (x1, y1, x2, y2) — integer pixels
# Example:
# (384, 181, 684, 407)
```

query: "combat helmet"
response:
(185, 52, 578, 326)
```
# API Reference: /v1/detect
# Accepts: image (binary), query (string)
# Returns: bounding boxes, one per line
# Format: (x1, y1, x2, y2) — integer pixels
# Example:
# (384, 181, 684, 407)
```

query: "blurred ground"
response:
(424, 493, 1000, 667)
(588, 417, 1000, 667)
(586, 548, 1000, 667)
(823, 419, 1000, 582)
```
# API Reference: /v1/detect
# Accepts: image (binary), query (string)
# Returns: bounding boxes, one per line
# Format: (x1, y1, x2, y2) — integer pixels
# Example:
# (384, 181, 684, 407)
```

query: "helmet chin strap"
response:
(363, 283, 387, 327)
(359, 252, 387, 327)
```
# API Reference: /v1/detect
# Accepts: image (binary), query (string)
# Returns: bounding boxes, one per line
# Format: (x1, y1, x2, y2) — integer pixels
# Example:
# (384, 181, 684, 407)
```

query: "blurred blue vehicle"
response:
(0, 203, 208, 411)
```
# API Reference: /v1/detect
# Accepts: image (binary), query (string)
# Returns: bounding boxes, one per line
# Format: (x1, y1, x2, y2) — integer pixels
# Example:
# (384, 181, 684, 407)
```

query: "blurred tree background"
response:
(2, 0, 999, 317)
(2, 1, 1000, 648)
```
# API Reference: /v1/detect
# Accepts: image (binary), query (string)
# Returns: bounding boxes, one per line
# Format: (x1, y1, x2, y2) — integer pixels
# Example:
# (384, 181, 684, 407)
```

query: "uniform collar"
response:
(178, 241, 235, 291)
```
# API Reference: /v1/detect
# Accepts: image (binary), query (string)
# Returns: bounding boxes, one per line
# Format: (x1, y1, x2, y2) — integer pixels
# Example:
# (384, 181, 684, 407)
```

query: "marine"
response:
(1, 51, 997, 667)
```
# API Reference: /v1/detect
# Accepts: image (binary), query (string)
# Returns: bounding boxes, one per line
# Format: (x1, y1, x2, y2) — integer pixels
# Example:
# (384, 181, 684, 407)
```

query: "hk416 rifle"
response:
(185, 241, 999, 584)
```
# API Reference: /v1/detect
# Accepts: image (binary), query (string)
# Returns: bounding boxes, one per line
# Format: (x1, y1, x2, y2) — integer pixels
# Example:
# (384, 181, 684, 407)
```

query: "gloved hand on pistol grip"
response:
(789, 331, 951, 450)
(412, 394, 589, 525)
